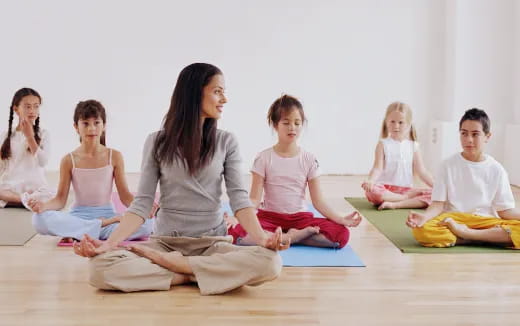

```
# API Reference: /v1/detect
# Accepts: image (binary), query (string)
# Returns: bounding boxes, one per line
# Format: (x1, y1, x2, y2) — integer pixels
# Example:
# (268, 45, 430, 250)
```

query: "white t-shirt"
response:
(377, 137, 418, 187)
(432, 153, 515, 217)
(251, 147, 320, 214)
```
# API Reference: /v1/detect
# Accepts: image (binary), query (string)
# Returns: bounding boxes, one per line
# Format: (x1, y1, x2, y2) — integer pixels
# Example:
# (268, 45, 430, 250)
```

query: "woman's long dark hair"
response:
(154, 63, 222, 175)
(1, 88, 42, 160)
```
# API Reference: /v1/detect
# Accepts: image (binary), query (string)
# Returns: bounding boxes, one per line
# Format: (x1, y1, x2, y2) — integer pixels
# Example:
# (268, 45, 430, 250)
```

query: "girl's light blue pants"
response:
(32, 205, 153, 240)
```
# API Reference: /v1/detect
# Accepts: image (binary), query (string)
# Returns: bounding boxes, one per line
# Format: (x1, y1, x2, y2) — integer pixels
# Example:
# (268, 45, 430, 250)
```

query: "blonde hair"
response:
(380, 101, 417, 141)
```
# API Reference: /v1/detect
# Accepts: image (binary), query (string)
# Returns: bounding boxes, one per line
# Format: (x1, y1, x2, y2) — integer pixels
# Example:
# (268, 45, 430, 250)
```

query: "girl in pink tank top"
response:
(28, 100, 154, 241)
(228, 95, 362, 248)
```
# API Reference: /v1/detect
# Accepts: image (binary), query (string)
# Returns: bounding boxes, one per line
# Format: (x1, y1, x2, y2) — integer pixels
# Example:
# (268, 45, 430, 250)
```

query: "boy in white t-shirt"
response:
(406, 108, 520, 248)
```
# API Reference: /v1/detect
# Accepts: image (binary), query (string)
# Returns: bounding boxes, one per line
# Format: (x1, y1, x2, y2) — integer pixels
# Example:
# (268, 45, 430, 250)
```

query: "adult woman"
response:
(74, 63, 288, 295)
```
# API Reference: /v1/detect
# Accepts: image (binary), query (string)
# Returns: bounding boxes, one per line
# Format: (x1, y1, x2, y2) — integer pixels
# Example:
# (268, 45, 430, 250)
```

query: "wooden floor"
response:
(2, 175, 520, 326)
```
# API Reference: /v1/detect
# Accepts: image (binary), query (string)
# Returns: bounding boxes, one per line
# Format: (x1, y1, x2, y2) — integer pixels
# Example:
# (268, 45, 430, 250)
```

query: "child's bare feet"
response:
(378, 201, 397, 210)
(285, 226, 320, 243)
(439, 217, 472, 239)
(99, 216, 121, 227)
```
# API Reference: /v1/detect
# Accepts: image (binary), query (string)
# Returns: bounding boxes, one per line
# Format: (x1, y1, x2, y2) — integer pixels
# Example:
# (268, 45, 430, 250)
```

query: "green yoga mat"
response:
(345, 197, 519, 253)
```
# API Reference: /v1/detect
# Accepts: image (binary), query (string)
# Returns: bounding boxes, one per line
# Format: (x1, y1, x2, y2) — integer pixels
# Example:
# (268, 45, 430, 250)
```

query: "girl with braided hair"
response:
(0, 88, 52, 208)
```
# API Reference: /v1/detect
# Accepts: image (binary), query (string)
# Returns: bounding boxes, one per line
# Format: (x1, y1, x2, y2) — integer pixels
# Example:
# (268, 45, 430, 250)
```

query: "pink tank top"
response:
(70, 149, 114, 207)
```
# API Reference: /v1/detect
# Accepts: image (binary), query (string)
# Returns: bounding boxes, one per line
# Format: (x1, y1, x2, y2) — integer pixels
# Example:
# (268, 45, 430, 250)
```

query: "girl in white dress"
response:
(362, 101, 433, 210)
(0, 88, 52, 208)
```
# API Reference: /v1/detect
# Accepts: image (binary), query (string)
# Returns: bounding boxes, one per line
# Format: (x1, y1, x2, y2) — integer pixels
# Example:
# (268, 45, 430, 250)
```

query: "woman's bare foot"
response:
(129, 244, 194, 275)
(285, 226, 320, 243)
(129, 244, 179, 265)
(378, 201, 397, 210)
(170, 272, 194, 286)
(129, 246, 194, 286)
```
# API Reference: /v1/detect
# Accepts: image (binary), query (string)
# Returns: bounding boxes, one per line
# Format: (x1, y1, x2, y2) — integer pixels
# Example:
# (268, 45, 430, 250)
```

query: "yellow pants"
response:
(412, 212, 520, 249)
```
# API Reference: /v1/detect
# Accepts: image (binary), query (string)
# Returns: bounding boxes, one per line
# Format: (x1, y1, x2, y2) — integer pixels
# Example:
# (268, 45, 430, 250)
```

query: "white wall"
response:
(505, 0, 520, 185)
(516, 1, 520, 124)
(0, 0, 445, 174)
(426, 0, 516, 176)
(0, 0, 516, 178)
(450, 0, 515, 162)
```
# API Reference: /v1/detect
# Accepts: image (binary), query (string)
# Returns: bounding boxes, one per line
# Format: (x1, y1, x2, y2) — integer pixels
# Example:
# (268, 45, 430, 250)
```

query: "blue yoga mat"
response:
(280, 245, 365, 267)
(221, 201, 365, 267)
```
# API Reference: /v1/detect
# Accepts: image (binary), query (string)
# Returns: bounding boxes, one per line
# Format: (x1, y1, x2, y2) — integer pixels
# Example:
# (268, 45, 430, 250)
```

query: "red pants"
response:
(364, 184, 432, 206)
(227, 209, 350, 248)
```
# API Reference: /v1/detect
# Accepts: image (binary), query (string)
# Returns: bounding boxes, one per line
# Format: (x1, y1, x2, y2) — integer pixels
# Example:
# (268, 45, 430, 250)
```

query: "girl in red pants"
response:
(227, 95, 361, 248)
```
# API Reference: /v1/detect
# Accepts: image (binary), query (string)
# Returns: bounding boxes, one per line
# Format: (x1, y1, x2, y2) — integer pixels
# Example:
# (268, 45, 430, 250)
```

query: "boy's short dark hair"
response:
(459, 108, 490, 134)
